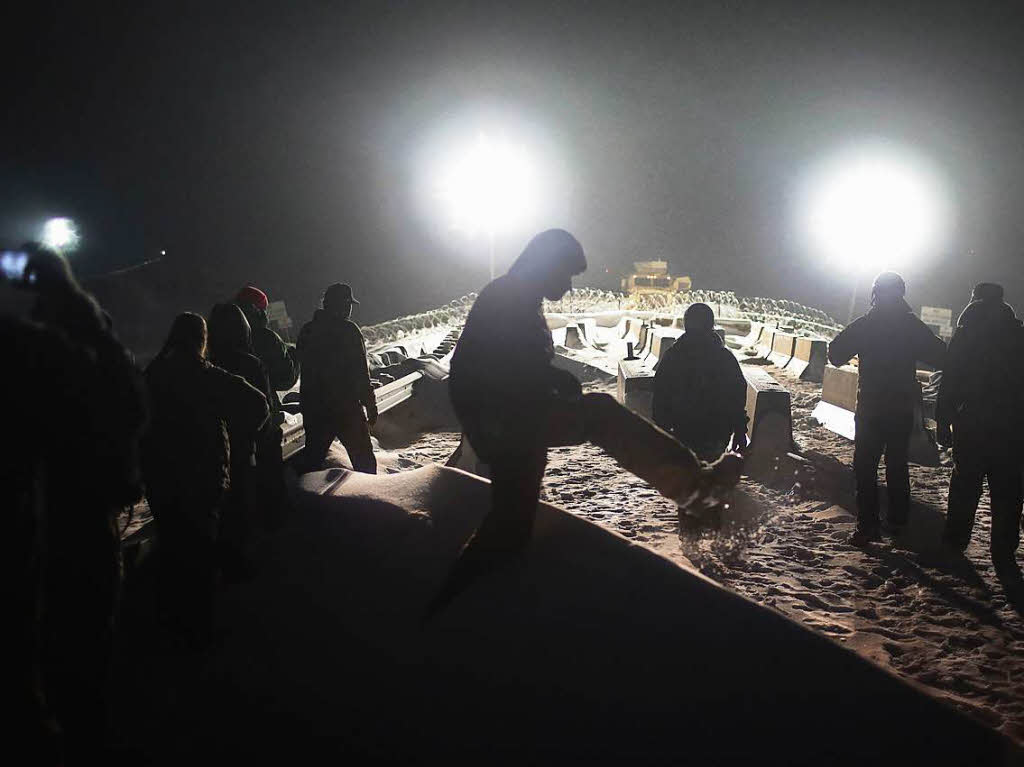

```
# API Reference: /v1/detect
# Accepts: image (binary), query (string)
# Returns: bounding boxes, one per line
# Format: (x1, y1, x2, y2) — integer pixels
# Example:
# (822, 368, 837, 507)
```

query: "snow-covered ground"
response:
(389, 370, 1024, 745)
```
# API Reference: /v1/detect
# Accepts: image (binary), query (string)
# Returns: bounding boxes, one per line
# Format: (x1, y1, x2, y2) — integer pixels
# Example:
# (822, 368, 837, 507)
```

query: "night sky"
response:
(4, 1, 1023, 350)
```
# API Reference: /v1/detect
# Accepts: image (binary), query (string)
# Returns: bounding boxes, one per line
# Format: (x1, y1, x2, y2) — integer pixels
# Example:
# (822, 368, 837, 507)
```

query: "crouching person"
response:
(653, 302, 748, 461)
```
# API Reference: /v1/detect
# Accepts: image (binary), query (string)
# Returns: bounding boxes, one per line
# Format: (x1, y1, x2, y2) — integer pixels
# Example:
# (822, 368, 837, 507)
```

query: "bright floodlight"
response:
(435, 133, 537, 238)
(799, 145, 949, 272)
(41, 217, 80, 252)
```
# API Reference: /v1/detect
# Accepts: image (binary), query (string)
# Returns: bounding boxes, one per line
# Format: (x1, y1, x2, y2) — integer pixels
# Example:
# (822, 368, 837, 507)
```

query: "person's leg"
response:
(255, 423, 288, 529)
(883, 410, 913, 527)
(853, 413, 886, 535)
(565, 392, 703, 501)
(422, 450, 546, 620)
(476, 451, 548, 553)
(299, 414, 334, 473)
(41, 502, 121, 760)
(987, 453, 1023, 572)
(338, 417, 377, 474)
(943, 436, 986, 552)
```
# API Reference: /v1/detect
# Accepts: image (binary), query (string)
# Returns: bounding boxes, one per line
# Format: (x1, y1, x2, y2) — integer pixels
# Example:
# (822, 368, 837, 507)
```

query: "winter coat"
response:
(252, 325, 299, 407)
(936, 298, 1024, 435)
(449, 274, 581, 458)
(142, 352, 269, 508)
(297, 309, 374, 420)
(828, 300, 946, 417)
(652, 330, 747, 442)
(208, 348, 273, 478)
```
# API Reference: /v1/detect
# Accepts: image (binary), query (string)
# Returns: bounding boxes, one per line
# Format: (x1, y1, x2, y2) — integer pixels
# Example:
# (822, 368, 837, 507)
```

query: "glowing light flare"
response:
(434, 134, 538, 236)
(41, 217, 80, 252)
(798, 146, 950, 273)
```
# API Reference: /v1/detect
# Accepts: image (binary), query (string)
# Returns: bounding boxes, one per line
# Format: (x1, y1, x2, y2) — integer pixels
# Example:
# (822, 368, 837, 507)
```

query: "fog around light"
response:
(433, 133, 539, 237)
(41, 217, 80, 252)
(797, 144, 951, 274)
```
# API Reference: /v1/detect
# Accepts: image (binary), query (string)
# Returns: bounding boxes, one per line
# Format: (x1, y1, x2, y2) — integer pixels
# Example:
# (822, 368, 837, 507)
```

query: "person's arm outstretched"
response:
(827, 319, 862, 367)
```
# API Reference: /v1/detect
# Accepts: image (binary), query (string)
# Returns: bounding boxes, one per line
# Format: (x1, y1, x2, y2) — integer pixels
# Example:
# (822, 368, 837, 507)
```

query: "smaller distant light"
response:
(41, 217, 80, 252)
(161, 249, 167, 256)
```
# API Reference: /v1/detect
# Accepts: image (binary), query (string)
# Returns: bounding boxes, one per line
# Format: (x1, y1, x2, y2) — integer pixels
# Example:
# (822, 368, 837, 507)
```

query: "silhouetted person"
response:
(828, 271, 945, 545)
(427, 230, 742, 618)
(236, 286, 297, 525)
(296, 283, 377, 473)
(143, 313, 268, 648)
(28, 246, 146, 760)
(208, 302, 273, 577)
(936, 283, 1024, 582)
(2, 302, 96, 765)
(653, 302, 748, 460)
(13, 244, 147, 762)
(235, 285, 299, 407)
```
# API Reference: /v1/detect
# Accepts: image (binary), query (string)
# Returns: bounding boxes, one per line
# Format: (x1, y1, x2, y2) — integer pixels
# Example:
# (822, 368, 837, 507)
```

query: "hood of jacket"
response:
(956, 299, 1021, 331)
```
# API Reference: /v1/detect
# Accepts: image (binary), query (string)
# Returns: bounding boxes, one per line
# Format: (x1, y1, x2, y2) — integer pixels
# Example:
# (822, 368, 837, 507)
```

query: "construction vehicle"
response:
(621, 260, 692, 297)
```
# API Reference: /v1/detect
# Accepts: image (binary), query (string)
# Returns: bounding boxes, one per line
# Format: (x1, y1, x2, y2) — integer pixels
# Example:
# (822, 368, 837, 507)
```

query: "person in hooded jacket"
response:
(207, 302, 274, 577)
(296, 283, 378, 473)
(828, 271, 946, 546)
(235, 286, 296, 525)
(235, 285, 299, 408)
(143, 313, 268, 646)
(936, 283, 1024, 582)
(2, 263, 103, 765)
(18, 244, 147, 762)
(425, 229, 742, 619)
(653, 302, 748, 461)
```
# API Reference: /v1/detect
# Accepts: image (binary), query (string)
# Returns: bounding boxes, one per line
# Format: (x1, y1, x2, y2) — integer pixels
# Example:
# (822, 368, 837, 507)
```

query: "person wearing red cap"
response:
(235, 285, 299, 524)
(234, 285, 299, 406)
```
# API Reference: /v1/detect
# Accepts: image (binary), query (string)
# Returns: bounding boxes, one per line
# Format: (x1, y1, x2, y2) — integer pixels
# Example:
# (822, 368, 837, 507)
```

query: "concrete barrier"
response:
(564, 323, 587, 349)
(742, 366, 793, 456)
(812, 365, 939, 466)
(756, 328, 776, 359)
(374, 371, 422, 415)
(788, 337, 828, 382)
(647, 328, 682, 364)
(617, 358, 654, 416)
(768, 332, 796, 369)
(739, 321, 765, 349)
(578, 317, 598, 344)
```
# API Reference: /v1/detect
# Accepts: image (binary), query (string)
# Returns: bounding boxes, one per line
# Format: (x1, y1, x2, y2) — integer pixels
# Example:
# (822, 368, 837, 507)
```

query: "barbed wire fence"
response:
(362, 287, 844, 348)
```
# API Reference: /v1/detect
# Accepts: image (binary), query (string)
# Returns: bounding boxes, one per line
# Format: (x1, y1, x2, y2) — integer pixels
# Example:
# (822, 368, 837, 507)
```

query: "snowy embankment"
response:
(115, 460, 1013, 764)
(392, 369, 1024, 747)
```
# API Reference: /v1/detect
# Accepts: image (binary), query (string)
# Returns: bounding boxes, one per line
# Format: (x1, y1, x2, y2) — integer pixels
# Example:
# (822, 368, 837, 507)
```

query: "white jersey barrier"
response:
(812, 365, 939, 466)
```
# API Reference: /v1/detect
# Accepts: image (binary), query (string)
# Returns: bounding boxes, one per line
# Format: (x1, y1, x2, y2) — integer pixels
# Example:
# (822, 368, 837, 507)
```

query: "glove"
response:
(936, 421, 952, 448)
(730, 432, 749, 453)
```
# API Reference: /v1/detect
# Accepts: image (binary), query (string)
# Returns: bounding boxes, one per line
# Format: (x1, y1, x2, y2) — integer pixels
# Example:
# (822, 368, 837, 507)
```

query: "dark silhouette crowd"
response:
(4, 229, 1023, 763)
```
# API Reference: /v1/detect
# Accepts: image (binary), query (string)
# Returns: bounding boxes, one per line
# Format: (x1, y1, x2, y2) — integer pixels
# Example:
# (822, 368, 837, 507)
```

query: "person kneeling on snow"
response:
(652, 302, 748, 462)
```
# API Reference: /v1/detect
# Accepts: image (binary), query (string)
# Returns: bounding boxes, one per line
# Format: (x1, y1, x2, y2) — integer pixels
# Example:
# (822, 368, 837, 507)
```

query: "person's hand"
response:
(730, 432, 749, 453)
(936, 421, 952, 448)
(551, 368, 583, 400)
(366, 403, 378, 426)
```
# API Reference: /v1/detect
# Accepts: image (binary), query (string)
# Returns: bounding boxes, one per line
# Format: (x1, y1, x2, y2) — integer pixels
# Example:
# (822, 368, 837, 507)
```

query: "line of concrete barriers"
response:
(280, 327, 463, 461)
(596, 315, 938, 467)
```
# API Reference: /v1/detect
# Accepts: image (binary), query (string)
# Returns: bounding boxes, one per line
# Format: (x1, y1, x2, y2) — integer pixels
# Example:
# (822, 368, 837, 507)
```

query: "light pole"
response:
(488, 228, 495, 280)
